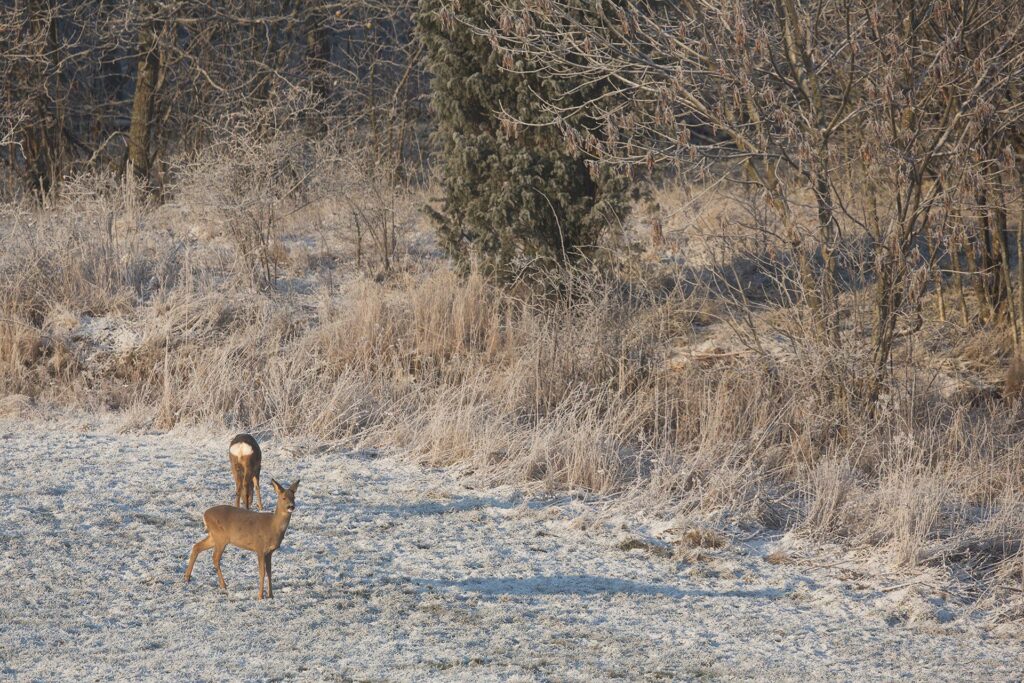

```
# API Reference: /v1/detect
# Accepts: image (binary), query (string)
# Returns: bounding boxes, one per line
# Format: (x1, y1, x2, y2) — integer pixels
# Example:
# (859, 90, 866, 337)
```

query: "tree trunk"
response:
(305, 2, 331, 101)
(926, 226, 946, 323)
(127, 16, 160, 181)
(870, 251, 900, 402)
(955, 234, 970, 326)
(813, 171, 841, 345)
(22, 0, 60, 195)
(991, 187, 1018, 347)
(964, 223, 992, 323)
(978, 189, 1008, 315)
(1018, 202, 1024, 350)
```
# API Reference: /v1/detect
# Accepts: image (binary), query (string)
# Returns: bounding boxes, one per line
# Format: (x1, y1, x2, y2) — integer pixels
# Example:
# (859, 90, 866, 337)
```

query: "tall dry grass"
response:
(2, 163, 1023, 600)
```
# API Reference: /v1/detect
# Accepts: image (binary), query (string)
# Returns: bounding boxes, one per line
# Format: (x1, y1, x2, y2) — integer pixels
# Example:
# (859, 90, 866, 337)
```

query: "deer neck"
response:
(271, 507, 292, 539)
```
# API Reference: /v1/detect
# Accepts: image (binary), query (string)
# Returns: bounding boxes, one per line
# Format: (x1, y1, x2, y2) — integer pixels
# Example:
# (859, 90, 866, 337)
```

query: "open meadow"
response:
(1, 417, 1022, 680)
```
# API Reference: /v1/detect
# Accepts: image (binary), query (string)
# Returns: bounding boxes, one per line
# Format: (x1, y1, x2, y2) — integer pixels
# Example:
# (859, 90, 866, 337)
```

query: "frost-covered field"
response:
(0, 416, 1021, 681)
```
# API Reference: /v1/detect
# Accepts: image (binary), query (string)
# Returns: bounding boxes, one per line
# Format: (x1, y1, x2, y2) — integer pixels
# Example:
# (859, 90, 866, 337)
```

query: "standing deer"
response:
(229, 433, 262, 510)
(184, 478, 299, 600)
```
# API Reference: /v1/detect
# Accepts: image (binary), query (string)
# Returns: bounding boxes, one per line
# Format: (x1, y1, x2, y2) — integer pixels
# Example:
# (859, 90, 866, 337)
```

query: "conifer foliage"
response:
(416, 0, 630, 277)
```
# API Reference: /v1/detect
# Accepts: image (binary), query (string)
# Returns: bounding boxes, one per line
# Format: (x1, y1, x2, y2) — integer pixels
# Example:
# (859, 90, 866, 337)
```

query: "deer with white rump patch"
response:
(184, 478, 299, 599)
(229, 433, 262, 510)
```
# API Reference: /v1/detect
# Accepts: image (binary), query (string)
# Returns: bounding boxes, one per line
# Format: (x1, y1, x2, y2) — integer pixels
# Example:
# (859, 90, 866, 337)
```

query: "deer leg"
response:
(213, 544, 227, 589)
(232, 463, 243, 507)
(257, 553, 266, 600)
(265, 552, 273, 599)
(184, 535, 213, 583)
(253, 473, 263, 511)
(244, 472, 254, 510)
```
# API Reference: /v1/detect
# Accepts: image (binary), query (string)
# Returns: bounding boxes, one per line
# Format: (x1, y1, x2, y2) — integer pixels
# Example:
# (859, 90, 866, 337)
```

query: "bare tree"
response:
(0, 1, 427, 195)
(126, 1, 163, 182)
(472, 0, 1024, 393)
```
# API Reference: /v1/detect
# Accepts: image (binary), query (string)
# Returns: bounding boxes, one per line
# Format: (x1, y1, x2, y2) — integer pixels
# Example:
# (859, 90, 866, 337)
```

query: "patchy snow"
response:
(0, 416, 1021, 681)
(71, 314, 143, 355)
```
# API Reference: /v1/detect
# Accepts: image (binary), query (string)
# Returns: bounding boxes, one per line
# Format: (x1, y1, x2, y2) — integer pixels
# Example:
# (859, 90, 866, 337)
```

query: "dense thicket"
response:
(0, 0, 425, 195)
(484, 0, 1024, 388)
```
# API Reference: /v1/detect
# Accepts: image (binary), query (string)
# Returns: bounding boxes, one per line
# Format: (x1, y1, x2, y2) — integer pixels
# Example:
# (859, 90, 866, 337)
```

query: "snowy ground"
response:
(1, 416, 1022, 681)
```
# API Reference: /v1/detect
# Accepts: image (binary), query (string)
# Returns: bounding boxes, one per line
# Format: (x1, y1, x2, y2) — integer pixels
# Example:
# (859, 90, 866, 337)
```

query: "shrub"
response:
(417, 0, 631, 278)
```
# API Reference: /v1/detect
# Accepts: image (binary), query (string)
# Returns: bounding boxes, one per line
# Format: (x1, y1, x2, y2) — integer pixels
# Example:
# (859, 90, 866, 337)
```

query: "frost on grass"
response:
(0, 417, 1021, 681)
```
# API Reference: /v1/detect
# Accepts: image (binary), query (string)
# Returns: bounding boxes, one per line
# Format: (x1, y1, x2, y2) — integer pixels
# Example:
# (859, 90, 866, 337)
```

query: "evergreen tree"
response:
(417, 0, 631, 277)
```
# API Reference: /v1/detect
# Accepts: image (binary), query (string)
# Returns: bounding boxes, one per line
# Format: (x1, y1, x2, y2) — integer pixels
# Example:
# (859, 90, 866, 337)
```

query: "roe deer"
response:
(229, 433, 262, 510)
(184, 478, 299, 600)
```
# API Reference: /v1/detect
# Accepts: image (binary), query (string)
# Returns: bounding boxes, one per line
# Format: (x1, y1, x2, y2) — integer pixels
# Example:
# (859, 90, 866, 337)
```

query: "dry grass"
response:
(2, 162, 1024, 601)
(678, 527, 729, 550)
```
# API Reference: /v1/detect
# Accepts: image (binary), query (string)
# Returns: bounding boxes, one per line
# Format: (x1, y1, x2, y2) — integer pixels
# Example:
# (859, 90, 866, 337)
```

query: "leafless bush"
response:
(309, 144, 417, 274)
(175, 106, 318, 290)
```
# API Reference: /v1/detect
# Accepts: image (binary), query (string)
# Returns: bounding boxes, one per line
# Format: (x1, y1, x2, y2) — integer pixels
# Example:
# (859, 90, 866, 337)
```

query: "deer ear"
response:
(289, 479, 300, 493)
(271, 479, 283, 494)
